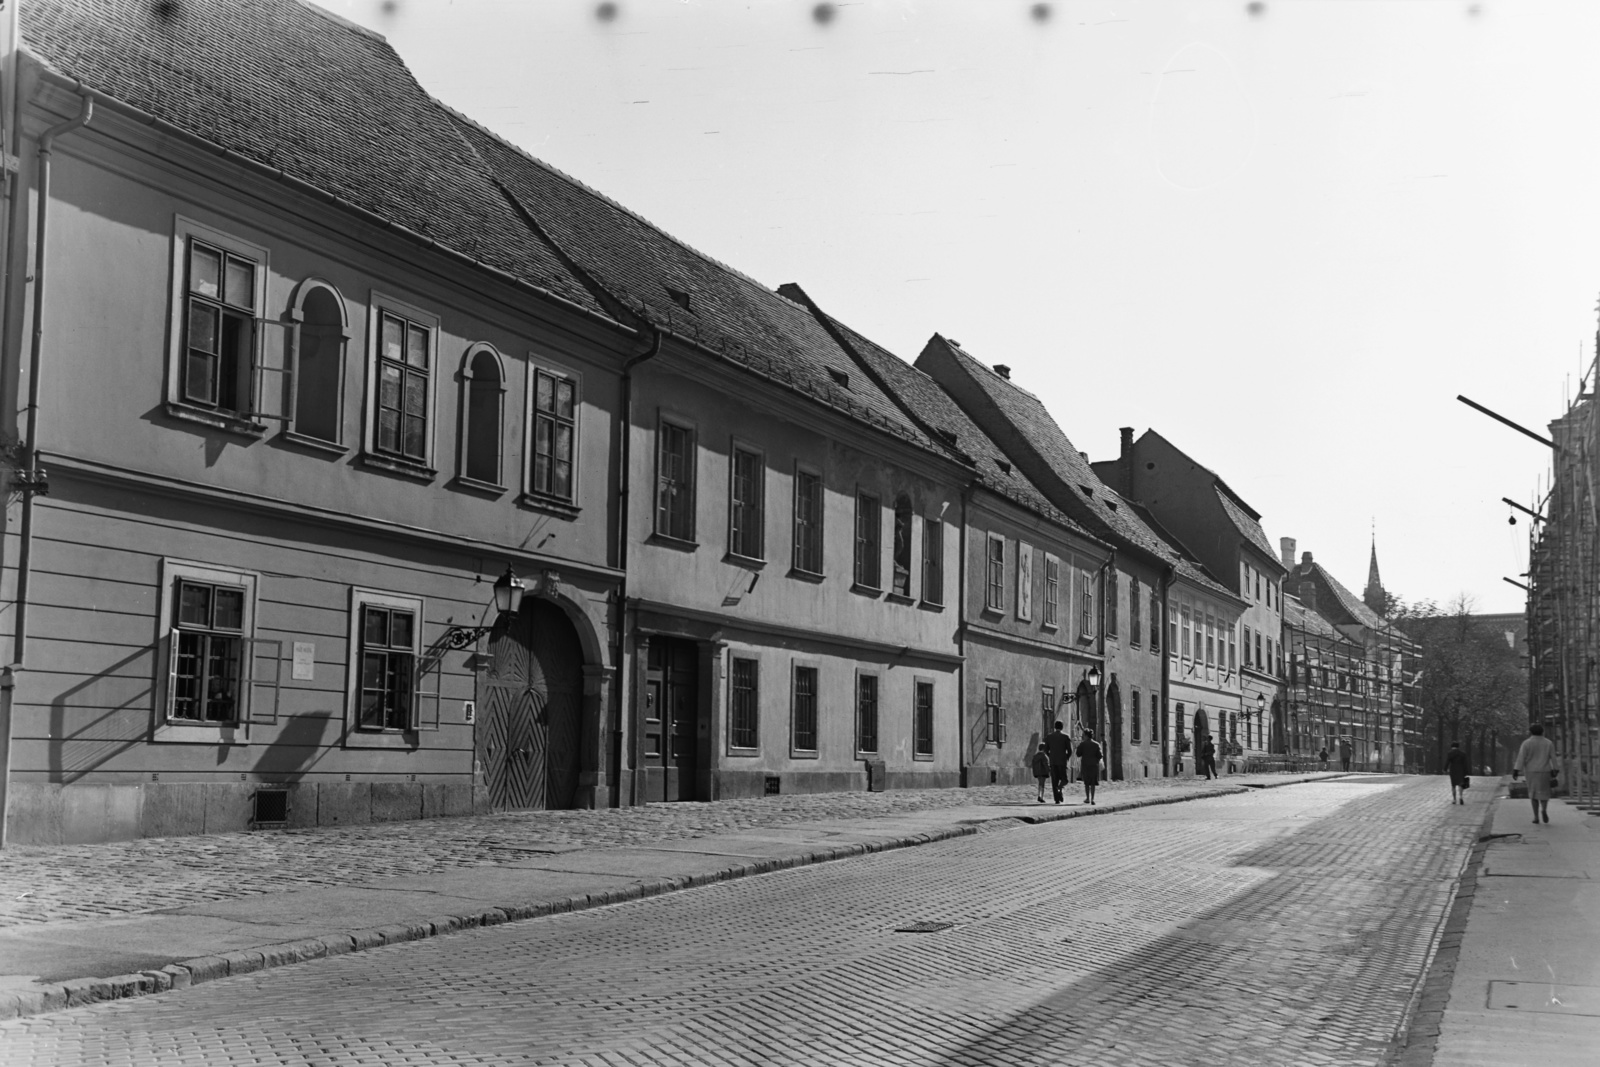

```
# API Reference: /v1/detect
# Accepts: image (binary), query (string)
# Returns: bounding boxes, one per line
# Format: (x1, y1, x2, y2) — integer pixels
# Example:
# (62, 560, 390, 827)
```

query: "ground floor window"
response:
(349, 589, 423, 733)
(171, 579, 246, 722)
(792, 665, 818, 753)
(913, 680, 934, 758)
(985, 680, 1004, 746)
(730, 657, 759, 749)
(856, 674, 880, 754)
(1130, 688, 1141, 742)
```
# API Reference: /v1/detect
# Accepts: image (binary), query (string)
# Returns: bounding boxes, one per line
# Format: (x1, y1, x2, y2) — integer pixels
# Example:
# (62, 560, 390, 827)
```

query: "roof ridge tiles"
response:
(290, 0, 387, 42)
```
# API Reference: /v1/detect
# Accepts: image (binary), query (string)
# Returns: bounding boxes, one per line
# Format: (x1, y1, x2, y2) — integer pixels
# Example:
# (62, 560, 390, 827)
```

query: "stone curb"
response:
(1385, 778, 1504, 1067)
(0, 773, 1333, 1022)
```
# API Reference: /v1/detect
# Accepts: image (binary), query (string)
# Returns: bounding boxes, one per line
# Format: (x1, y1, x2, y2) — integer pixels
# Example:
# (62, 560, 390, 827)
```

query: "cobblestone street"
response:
(0, 776, 1484, 1066)
(0, 776, 1244, 927)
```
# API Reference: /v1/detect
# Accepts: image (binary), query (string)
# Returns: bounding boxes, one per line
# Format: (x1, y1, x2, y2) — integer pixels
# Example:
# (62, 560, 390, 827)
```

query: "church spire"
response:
(1363, 522, 1386, 615)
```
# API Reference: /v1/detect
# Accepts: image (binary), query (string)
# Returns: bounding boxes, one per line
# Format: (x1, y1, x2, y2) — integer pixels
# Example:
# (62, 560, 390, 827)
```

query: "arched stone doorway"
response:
(478, 599, 584, 810)
(1106, 681, 1124, 781)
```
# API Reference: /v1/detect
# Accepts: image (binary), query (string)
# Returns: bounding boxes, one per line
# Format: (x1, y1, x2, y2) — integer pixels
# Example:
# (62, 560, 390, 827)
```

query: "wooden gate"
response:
(478, 600, 583, 810)
(1107, 683, 1124, 781)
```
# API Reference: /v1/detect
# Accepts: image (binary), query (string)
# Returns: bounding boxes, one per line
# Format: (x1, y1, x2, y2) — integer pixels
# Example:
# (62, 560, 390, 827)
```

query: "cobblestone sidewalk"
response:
(0, 775, 1284, 928)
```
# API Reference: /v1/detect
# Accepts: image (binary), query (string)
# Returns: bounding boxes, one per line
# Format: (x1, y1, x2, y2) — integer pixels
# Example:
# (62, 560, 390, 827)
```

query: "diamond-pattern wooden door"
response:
(476, 600, 583, 811)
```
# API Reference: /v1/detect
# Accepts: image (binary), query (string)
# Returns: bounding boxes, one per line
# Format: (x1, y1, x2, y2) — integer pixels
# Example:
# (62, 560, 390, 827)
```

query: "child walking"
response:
(1031, 742, 1051, 803)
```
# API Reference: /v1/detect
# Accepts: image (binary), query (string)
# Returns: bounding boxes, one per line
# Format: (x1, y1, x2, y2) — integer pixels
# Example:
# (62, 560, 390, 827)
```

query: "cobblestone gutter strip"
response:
(0, 773, 1328, 1022)
(1385, 784, 1503, 1067)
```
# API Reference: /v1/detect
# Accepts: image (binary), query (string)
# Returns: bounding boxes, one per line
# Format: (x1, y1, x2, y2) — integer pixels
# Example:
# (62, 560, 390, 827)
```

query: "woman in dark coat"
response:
(1444, 741, 1470, 805)
(1076, 729, 1104, 805)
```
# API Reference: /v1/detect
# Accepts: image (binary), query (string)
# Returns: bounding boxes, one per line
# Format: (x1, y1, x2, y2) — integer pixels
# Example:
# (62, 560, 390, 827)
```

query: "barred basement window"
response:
(170, 579, 246, 723)
(914, 681, 934, 757)
(730, 657, 759, 749)
(856, 674, 880, 754)
(792, 665, 818, 753)
(359, 605, 416, 730)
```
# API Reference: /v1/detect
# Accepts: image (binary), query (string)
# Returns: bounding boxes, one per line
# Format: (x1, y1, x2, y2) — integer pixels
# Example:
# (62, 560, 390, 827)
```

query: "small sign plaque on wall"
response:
(463, 700, 476, 724)
(292, 642, 315, 681)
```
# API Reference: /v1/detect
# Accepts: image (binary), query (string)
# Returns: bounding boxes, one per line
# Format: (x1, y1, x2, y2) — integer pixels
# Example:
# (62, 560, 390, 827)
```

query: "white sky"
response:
(316, 0, 1597, 615)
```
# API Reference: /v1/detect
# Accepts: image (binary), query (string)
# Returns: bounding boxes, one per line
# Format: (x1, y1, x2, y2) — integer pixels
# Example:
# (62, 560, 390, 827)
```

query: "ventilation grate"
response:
(253, 789, 289, 826)
(764, 775, 781, 796)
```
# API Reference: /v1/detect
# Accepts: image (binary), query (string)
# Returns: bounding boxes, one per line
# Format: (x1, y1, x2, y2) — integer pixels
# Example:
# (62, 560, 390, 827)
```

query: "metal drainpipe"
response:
(615, 324, 661, 808)
(1160, 565, 1174, 777)
(955, 480, 973, 786)
(0, 92, 93, 847)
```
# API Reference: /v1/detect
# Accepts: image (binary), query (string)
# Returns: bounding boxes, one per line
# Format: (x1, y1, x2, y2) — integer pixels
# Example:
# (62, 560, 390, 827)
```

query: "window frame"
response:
(362, 292, 441, 473)
(985, 534, 1005, 614)
(344, 587, 425, 747)
(1016, 541, 1033, 621)
(913, 677, 935, 760)
(854, 490, 882, 591)
(728, 655, 760, 753)
(156, 559, 262, 745)
(790, 659, 821, 757)
(1130, 687, 1141, 742)
(1129, 576, 1141, 647)
(1043, 553, 1060, 629)
(654, 415, 698, 543)
(524, 360, 583, 506)
(984, 679, 1005, 747)
(921, 512, 944, 606)
(283, 276, 352, 449)
(1106, 568, 1119, 639)
(167, 218, 271, 431)
(855, 670, 881, 756)
(457, 342, 508, 491)
(728, 442, 766, 563)
(1079, 569, 1095, 639)
(791, 464, 825, 576)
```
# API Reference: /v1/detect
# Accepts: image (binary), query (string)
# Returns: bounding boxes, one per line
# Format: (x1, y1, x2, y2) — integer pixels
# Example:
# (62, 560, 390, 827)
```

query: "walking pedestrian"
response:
(1444, 741, 1470, 805)
(1200, 735, 1217, 780)
(1338, 737, 1352, 772)
(1512, 723, 1558, 825)
(1318, 746, 1329, 769)
(1044, 720, 1072, 805)
(1077, 728, 1104, 805)
(1031, 743, 1051, 804)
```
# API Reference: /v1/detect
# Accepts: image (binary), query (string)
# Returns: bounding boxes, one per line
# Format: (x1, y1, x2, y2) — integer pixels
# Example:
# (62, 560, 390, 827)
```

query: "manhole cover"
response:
(1488, 981, 1600, 1017)
(895, 921, 955, 933)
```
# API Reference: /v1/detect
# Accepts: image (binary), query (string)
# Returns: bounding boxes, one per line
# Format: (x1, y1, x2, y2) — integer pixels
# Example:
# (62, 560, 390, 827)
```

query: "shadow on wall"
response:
(926, 780, 1468, 1066)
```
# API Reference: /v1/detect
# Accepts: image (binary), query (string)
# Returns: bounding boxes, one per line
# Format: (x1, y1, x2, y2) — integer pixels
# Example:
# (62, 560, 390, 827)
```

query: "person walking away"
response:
(1200, 735, 1217, 780)
(1044, 720, 1073, 805)
(1338, 737, 1352, 772)
(1030, 743, 1051, 804)
(1444, 741, 1470, 805)
(1077, 728, 1104, 805)
(1513, 723, 1558, 825)
(1318, 746, 1329, 769)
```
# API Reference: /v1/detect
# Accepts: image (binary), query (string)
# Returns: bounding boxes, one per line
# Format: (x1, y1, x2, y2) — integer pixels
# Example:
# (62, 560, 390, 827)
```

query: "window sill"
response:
(1016, 615, 1033, 625)
(164, 402, 266, 439)
(1040, 621, 1058, 632)
(277, 430, 348, 457)
(154, 721, 249, 745)
(981, 606, 1004, 619)
(917, 600, 945, 613)
(850, 583, 883, 599)
(789, 748, 820, 760)
(912, 752, 934, 762)
(885, 592, 915, 606)
(726, 745, 761, 758)
(344, 729, 420, 750)
(360, 453, 437, 482)
(648, 532, 699, 552)
(787, 567, 825, 584)
(450, 475, 508, 499)
(723, 552, 767, 570)
(855, 750, 881, 761)
(518, 492, 581, 520)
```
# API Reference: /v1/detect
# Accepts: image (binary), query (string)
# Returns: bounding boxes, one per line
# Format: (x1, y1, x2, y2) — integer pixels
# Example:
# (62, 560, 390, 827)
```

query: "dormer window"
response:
(995, 459, 1012, 474)
(664, 285, 692, 312)
(827, 367, 850, 388)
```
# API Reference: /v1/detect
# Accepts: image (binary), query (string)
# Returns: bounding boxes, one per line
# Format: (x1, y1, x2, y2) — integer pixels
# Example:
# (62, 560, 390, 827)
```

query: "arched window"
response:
(288, 280, 350, 444)
(459, 344, 505, 487)
(891, 496, 913, 596)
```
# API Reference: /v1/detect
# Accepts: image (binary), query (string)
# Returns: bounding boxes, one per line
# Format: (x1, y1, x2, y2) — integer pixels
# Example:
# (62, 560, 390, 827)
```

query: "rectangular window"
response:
(854, 492, 881, 588)
(1016, 542, 1033, 621)
(1129, 578, 1142, 646)
(1043, 555, 1059, 627)
(1079, 570, 1094, 637)
(1151, 693, 1159, 746)
(730, 447, 765, 559)
(656, 420, 696, 541)
(531, 369, 576, 500)
(182, 238, 258, 414)
(730, 657, 759, 749)
(856, 674, 880, 753)
(374, 310, 432, 461)
(170, 578, 246, 722)
(358, 604, 416, 731)
(792, 665, 819, 753)
(1151, 590, 1162, 652)
(1181, 604, 1192, 660)
(1041, 685, 1055, 725)
(1229, 628, 1237, 672)
(1167, 601, 1177, 657)
(921, 516, 944, 604)
(985, 680, 1004, 746)
(1244, 626, 1254, 666)
(1106, 570, 1119, 638)
(792, 467, 823, 574)
(1130, 687, 1141, 742)
(1205, 612, 1216, 666)
(1256, 632, 1264, 669)
(913, 681, 934, 758)
(986, 536, 1005, 612)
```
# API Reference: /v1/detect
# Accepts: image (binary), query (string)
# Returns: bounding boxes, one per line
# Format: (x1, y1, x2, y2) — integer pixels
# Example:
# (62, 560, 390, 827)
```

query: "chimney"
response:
(1280, 537, 1296, 570)
(993, 364, 1010, 379)
(1119, 427, 1135, 496)
(1301, 550, 1313, 566)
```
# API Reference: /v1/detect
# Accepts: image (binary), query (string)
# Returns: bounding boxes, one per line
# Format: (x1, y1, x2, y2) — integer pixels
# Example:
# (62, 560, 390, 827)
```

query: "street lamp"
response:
(440, 565, 526, 649)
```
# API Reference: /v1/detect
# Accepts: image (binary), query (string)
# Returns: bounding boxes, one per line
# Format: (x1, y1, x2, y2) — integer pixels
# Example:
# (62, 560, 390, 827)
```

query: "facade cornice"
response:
(630, 598, 964, 668)
(960, 618, 1103, 664)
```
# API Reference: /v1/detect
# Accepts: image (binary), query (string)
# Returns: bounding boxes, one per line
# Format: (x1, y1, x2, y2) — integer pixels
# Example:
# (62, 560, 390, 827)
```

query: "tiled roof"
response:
(1285, 596, 1349, 642)
(1310, 562, 1389, 631)
(1123, 500, 1241, 603)
(1216, 488, 1279, 564)
(451, 113, 941, 455)
(23, 0, 610, 321)
(806, 309, 1099, 542)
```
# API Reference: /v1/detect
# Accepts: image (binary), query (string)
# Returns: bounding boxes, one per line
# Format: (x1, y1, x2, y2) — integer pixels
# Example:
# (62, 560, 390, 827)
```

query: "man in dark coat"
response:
(1043, 720, 1073, 805)
(1076, 728, 1104, 805)
(1200, 735, 1217, 780)
(1444, 741, 1470, 805)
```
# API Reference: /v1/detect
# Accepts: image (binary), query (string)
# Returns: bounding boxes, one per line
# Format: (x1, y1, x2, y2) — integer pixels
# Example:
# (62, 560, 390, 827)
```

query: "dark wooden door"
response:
(1107, 686, 1124, 781)
(645, 637, 698, 802)
(478, 601, 583, 810)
